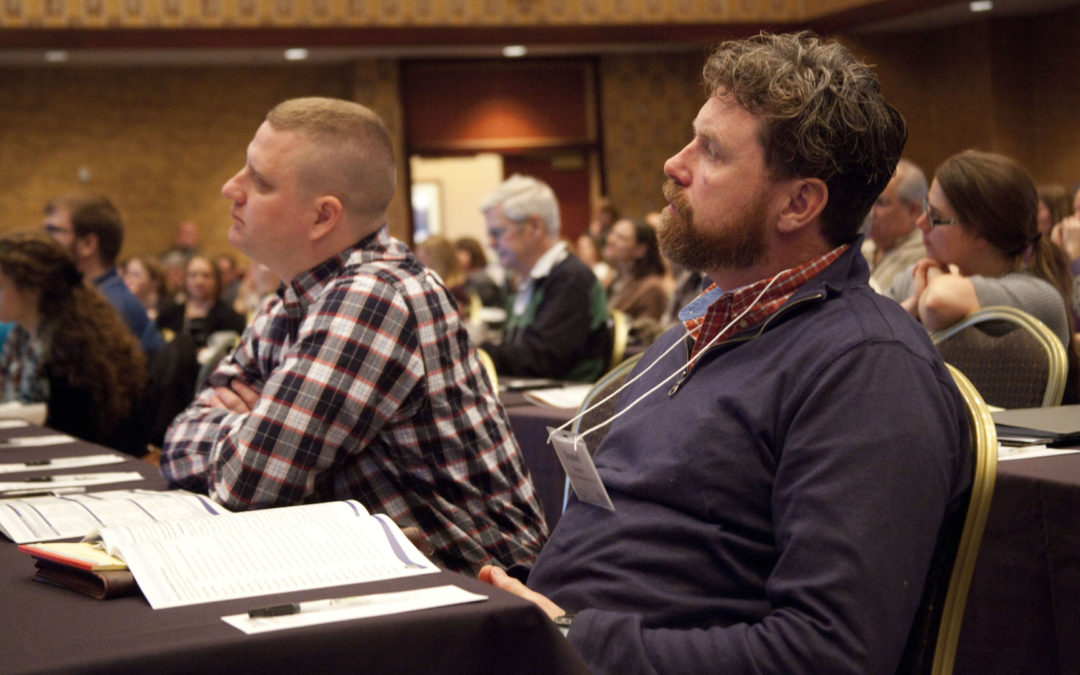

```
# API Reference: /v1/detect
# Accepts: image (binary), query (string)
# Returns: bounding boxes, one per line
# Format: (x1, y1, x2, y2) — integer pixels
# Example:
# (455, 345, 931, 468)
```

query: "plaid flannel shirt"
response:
(161, 227, 548, 573)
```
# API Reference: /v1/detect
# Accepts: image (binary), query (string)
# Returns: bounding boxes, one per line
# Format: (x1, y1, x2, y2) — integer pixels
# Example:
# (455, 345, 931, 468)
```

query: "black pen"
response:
(247, 594, 380, 618)
(248, 603, 302, 618)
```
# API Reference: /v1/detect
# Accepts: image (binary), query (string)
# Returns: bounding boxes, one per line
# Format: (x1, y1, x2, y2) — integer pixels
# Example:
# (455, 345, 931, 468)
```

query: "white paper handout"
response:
(998, 444, 1080, 461)
(96, 500, 439, 609)
(0, 454, 125, 474)
(223, 585, 487, 634)
(0, 471, 143, 496)
(523, 384, 592, 409)
(0, 488, 222, 543)
(0, 434, 78, 448)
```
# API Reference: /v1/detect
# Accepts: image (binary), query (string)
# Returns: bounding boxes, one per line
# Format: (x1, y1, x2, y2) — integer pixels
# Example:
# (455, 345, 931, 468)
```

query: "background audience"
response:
(156, 254, 247, 348)
(453, 236, 504, 309)
(603, 217, 671, 322)
(122, 254, 168, 321)
(43, 195, 163, 354)
(861, 158, 928, 292)
(1037, 183, 1072, 237)
(0, 232, 146, 455)
(479, 174, 610, 382)
(888, 150, 1078, 399)
(415, 235, 470, 310)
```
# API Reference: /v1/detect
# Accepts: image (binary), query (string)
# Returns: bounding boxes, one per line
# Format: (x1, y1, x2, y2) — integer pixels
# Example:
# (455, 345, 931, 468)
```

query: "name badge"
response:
(547, 427, 614, 511)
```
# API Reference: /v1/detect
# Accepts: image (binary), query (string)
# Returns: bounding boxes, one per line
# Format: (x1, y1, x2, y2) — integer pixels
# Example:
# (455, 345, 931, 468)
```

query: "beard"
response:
(659, 179, 768, 273)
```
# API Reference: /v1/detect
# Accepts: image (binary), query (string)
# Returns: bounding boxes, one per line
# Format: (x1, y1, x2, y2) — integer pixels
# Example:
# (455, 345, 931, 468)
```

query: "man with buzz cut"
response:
(161, 97, 548, 575)
(480, 32, 971, 674)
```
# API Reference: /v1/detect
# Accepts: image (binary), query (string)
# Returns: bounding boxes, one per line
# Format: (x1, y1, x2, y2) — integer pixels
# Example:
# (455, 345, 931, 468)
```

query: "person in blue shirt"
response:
(43, 195, 163, 354)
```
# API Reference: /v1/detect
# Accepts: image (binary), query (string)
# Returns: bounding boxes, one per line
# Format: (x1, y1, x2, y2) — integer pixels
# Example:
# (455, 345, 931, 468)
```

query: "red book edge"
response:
(17, 543, 100, 571)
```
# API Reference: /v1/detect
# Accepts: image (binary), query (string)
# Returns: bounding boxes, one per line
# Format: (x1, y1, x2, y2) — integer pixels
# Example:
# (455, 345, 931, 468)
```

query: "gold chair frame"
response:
(476, 347, 498, 394)
(928, 364, 998, 674)
(609, 308, 630, 371)
(930, 305, 1068, 407)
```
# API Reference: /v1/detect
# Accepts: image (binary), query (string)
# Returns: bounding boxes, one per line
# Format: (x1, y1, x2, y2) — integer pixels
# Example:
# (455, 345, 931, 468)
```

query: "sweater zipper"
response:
(667, 292, 826, 396)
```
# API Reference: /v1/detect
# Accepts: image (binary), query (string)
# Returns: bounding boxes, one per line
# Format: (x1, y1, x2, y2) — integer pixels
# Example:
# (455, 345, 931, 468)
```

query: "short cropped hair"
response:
(480, 174, 561, 238)
(45, 195, 125, 266)
(266, 97, 396, 219)
(703, 32, 907, 246)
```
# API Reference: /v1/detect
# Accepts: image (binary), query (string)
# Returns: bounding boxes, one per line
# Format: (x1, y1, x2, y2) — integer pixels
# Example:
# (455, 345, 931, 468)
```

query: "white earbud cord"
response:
(553, 269, 790, 443)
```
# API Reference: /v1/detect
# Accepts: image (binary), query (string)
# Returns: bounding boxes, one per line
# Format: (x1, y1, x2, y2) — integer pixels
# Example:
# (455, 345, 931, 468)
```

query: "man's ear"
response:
(906, 198, 924, 221)
(776, 178, 828, 235)
(310, 195, 344, 241)
(73, 233, 99, 260)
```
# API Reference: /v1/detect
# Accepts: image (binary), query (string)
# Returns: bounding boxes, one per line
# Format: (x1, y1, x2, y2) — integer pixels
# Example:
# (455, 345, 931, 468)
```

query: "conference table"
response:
(0, 423, 589, 675)
(504, 395, 1080, 673)
(953, 449, 1080, 674)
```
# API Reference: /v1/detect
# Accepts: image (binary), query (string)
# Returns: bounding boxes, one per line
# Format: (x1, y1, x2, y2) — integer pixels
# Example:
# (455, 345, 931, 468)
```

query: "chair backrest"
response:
(930, 305, 1067, 408)
(562, 352, 643, 511)
(898, 364, 998, 675)
(136, 331, 200, 448)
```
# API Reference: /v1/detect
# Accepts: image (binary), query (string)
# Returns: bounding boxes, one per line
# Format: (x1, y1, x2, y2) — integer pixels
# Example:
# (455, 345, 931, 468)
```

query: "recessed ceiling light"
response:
(284, 48, 309, 61)
(502, 45, 527, 58)
(969, 1, 993, 12)
(44, 50, 68, 63)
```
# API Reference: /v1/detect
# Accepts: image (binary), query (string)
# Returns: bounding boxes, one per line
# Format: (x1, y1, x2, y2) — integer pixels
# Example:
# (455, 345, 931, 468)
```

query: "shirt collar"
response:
(682, 244, 850, 360)
(282, 226, 392, 311)
(527, 241, 569, 282)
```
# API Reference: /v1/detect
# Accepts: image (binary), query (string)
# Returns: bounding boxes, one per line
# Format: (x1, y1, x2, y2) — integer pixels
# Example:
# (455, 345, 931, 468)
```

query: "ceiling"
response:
(0, 0, 1077, 67)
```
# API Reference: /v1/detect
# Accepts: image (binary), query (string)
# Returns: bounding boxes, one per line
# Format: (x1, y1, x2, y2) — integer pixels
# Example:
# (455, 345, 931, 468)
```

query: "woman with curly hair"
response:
(0, 232, 147, 455)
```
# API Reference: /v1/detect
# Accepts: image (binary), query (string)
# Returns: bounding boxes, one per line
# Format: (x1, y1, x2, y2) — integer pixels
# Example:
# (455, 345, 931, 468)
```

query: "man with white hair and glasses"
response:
(479, 174, 609, 382)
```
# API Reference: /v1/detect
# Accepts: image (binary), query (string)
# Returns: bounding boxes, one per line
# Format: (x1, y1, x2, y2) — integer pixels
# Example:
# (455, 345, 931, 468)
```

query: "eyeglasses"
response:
(922, 199, 961, 228)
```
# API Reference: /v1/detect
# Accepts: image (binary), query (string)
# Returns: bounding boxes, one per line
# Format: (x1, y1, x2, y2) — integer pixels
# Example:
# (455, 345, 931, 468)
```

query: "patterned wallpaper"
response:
(0, 0, 872, 28)
(598, 50, 704, 221)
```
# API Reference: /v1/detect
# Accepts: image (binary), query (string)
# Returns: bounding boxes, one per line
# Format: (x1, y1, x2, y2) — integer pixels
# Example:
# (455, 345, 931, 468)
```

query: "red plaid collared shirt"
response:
(684, 244, 849, 362)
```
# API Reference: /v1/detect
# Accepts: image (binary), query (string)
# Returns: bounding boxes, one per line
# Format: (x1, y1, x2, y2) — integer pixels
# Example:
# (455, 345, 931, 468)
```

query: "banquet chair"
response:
(898, 364, 998, 675)
(477, 347, 498, 394)
(930, 305, 1067, 408)
(562, 353, 643, 511)
(609, 308, 630, 370)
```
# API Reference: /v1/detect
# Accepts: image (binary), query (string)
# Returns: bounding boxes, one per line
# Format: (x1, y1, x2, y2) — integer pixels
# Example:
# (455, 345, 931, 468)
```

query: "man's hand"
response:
(401, 526, 435, 556)
(478, 565, 565, 620)
(208, 379, 259, 414)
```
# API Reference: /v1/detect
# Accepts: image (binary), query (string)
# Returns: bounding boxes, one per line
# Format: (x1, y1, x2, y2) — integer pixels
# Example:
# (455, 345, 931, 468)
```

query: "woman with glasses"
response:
(887, 150, 1078, 401)
(887, 150, 1075, 347)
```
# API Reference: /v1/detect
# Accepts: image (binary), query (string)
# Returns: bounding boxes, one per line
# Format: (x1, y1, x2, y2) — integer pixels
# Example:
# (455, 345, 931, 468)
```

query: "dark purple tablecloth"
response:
(954, 451, 1080, 674)
(0, 424, 589, 675)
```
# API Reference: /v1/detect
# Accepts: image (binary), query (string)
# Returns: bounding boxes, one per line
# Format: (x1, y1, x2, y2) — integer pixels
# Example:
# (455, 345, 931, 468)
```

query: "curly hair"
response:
(0, 232, 145, 434)
(703, 31, 907, 246)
